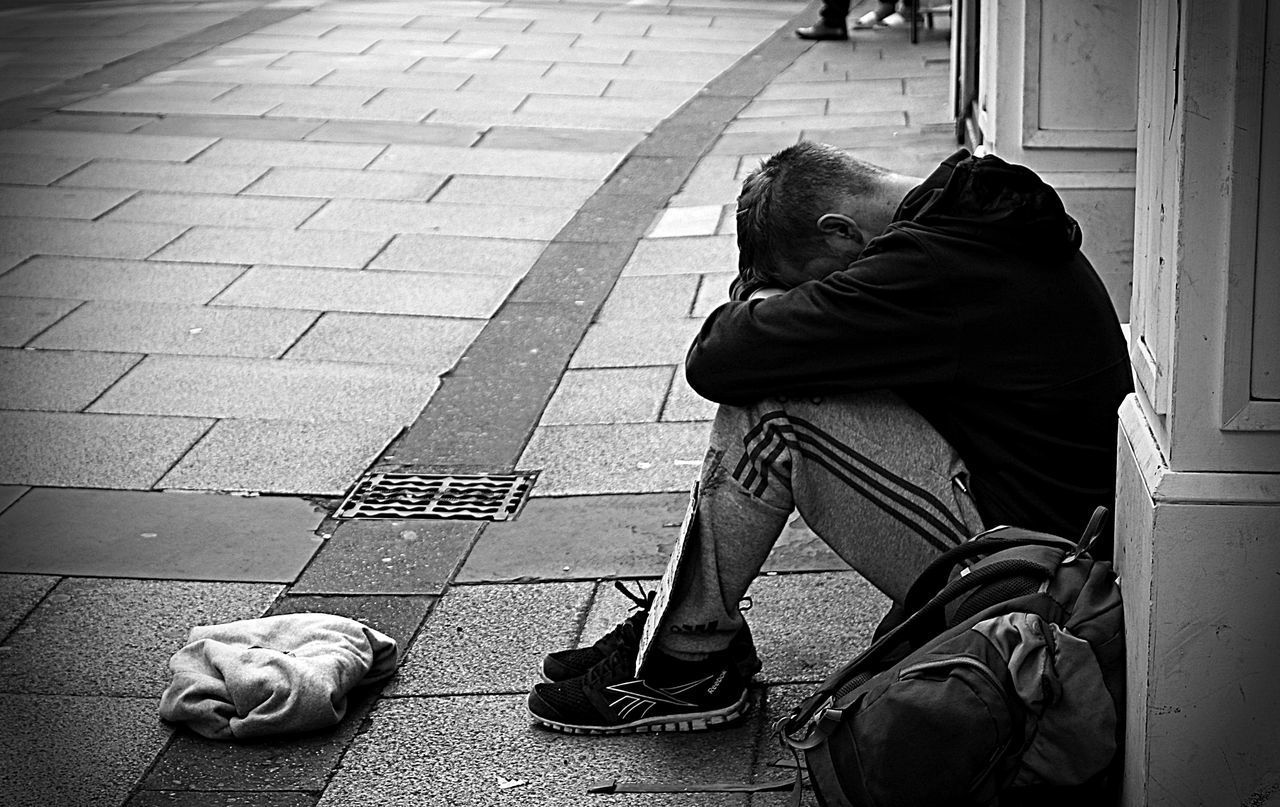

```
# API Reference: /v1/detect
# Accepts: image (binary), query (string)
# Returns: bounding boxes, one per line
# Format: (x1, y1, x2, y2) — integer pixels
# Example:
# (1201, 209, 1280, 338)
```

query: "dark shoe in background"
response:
(795, 22, 849, 41)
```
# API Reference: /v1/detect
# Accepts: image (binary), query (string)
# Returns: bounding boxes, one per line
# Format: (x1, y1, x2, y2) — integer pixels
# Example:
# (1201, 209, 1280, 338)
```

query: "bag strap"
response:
(900, 531, 1071, 614)
(777, 554, 1057, 751)
(903, 507, 1109, 610)
(778, 508, 1111, 750)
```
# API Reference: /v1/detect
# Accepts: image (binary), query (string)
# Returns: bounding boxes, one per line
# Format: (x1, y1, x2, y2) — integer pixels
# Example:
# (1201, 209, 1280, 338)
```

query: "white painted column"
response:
(1119, 1, 1280, 804)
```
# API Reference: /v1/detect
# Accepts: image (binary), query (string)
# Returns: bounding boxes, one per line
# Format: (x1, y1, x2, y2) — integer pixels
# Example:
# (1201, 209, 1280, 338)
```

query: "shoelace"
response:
(585, 641, 636, 688)
(614, 579, 654, 612)
(580, 582, 656, 688)
(591, 581, 654, 648)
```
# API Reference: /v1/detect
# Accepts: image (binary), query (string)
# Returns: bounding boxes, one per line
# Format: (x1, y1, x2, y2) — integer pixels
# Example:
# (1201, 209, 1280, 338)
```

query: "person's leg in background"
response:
(796, 1, 897, 40)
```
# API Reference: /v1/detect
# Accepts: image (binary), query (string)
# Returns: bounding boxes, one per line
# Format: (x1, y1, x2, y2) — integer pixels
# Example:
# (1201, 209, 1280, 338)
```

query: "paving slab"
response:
(476, 125, 643, 153)
(103, 193, 324, 228)
(693, 271, 736, 316)
(31, 301, 317, 358)
(281, 312, 481, 372)
(159, 418, 400, 496)
(0, 347, 140, 411)
(302, 119, 481, 146)
(55, 159, 267, 194)
(432, 107, 660, 132)
(505, 239, 640, 310)
(568, 318, 705, 367)
(383, 373, 563, 470)
(367, 233, 545, 276)
(265, 103, 428, 124)
(519, 421, 711, 496)
(745, 571, 889, 684)
(212, 265, 517, 317)
(128, 793, 317, 807)
(0, 485, 25, 513)
(594, 273, 701, 320)
(191, 138, 385, 169)
(243, 166, 448, 201)
(457, 492, 690, 583)
(0, 186, 133, 220)
(65, 86, 277, 117)
(371, 144, 621, 180)
(271, 52, 420, 73)
(0, 129, 216, 162)
(497, 43, 631, 65)
(0, 577, 281, 695)
(89, 355, 439, 424)
(143, 688, 377, 793)
(317, 694, 758, 806)
(0, 411, 211, 489)
(361, 88, 527, 118)
(661, 367, 718, 422)
(621, 234, 737, 275)
(134, 113, 325, 141)
(555, 191, 666, 243)
(301, 198, 575, 240)
(648, 204, 725, 238)
(0, 153, 89, 185)
(268, 594, 435, 657)
(540, 366, 673, 425)
(431, 175, 599, 208)
(0, 256, 245, 304)
(0, 218, 187, 260)
(315, 68, 465, 90)
(289, 519, 480, 596)
(0, 571, 56, 638)
(388, 581, 592, 695)
(0, 695, 171, 807)
(0, 487, 325, 580)
(153, 227, 390, 270)
(406, 55, 554, 78)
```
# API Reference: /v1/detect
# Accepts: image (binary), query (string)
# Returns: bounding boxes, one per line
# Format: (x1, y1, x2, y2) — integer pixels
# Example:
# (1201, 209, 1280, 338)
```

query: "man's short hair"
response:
(736, 141, 884, 285)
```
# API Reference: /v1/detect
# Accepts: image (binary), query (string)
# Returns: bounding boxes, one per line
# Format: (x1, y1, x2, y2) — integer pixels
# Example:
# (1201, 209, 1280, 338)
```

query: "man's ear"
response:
(817, 213, 863, 243)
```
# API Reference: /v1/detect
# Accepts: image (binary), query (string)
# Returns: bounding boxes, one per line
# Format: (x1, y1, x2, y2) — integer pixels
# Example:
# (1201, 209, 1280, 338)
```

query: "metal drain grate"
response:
(334, 471, 539, 521)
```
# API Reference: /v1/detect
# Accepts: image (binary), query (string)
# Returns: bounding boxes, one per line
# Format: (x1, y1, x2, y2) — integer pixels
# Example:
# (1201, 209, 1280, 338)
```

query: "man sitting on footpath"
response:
(526, 142, 1133, 735)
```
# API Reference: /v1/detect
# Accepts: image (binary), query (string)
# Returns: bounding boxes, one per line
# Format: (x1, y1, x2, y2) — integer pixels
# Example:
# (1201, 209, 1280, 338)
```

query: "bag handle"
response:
(899, 506, 1109, 615)
(900, 530, 1071, 614)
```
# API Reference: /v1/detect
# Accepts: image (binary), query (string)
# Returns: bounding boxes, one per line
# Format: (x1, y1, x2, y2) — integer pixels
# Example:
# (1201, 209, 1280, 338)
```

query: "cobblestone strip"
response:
(0, 4, 309, 130)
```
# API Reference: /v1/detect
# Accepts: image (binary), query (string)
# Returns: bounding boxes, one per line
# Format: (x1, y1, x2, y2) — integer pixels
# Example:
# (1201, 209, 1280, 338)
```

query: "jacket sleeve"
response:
(685, 230, 962, 405)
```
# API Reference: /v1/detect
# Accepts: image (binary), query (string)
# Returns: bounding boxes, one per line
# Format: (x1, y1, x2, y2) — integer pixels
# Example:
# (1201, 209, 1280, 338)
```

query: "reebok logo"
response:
(706, 669, 728, 695)
(606, 675, 714, 721)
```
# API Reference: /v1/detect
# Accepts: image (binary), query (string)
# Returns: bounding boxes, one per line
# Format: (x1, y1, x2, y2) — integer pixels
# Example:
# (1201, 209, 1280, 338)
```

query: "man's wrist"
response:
(748, 287, 785, 301)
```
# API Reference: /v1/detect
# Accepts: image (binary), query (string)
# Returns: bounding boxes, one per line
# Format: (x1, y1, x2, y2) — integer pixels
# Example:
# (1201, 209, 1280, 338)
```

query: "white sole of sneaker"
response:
(527, 690, 749, 735)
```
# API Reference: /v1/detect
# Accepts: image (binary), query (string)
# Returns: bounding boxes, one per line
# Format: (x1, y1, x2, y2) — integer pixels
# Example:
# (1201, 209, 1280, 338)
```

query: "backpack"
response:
(592, 507, 1124, 806)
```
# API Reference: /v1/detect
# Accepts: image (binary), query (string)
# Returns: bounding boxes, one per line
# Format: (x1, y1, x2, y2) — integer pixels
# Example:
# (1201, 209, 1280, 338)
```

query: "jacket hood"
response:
(892, 149, 1082, 256)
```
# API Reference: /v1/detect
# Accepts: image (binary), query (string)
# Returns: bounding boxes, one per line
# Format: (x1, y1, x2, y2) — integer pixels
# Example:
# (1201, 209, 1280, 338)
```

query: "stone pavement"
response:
(0, 0, 956, 803)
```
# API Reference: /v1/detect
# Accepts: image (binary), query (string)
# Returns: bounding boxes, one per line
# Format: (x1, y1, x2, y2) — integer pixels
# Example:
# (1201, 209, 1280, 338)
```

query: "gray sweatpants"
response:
(659, 391, 985, 660)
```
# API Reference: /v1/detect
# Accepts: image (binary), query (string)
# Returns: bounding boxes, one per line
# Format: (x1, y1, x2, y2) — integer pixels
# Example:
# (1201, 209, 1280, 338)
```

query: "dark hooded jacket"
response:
(685, 150, 1133, 545)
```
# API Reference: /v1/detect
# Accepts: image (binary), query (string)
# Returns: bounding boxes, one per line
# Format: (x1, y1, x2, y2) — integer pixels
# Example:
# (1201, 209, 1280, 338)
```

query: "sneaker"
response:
(851, 9, 886, 28)
(528, 645, 753, 734)
(540, 584, 763, 684)
(541, 581, 653, 683)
